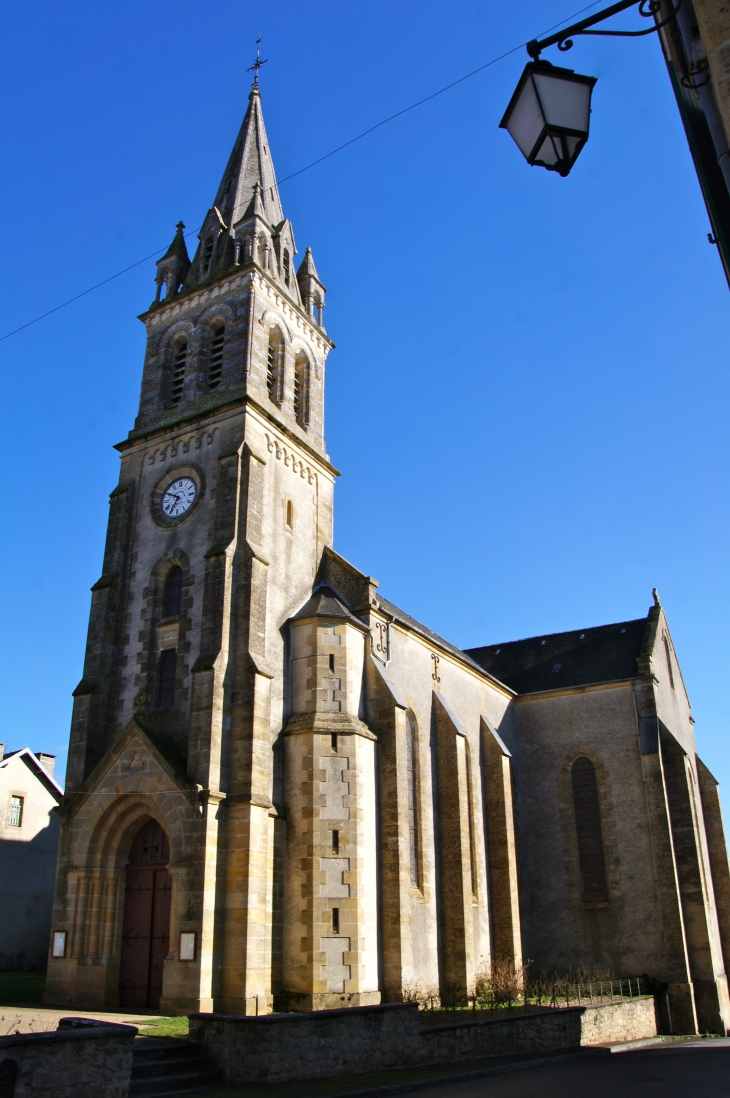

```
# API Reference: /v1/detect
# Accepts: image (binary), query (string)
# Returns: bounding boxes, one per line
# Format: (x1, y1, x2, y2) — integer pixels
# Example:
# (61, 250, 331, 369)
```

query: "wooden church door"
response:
(119, 821, 172, 1009)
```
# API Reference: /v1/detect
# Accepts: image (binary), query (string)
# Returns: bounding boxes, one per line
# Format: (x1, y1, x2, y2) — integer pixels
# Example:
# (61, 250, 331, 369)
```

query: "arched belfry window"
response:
(405, 712, 420, 888)
(156, 649, 177, 708)
(267, 329, 283, 406)
(170, 339, 187, 406)
(208, 325, 225, 391)
(294, 353, 310, 428)
(571, 756, 608, 902)
(163, 566, 183, 618)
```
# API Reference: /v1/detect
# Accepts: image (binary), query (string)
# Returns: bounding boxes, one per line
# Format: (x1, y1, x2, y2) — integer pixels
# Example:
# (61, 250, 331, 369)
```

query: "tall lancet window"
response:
(156, 649, 177, 709)
(208, 326, 225, 391)
(571, 757, 608, 902)
(283, 250, 291, 287)
(405, 712, 420, 888)
(294, 353, 309, 428)
(267, 330, 283, 406)
(163, 566, 183, 619)
(171, 339, 187, 406)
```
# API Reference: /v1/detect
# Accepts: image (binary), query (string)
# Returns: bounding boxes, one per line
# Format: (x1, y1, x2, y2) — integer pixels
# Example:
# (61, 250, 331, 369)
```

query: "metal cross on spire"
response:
(247, 35, 268, 87)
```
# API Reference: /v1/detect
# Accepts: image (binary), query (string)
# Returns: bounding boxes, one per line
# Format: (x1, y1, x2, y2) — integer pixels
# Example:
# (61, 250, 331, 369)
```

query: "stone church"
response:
(45, 80, 730, 1037)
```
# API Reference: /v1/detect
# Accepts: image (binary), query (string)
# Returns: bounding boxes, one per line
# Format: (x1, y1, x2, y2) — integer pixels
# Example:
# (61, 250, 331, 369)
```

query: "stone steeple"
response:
(183, 83, 302, 303)
(214, 83, 284, 229)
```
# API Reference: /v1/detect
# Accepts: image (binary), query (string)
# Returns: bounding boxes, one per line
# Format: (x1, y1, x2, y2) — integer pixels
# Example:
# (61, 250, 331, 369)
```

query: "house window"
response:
(171, 340, 187, 406)
(8, 796, 23, 828)
(202, 237, 215, 275)
(208, 326, 225, 390)
(405, 712, 420, 887)
(156, 649, 177, 708)
(571, 756, 608, 901)
(163, 566, 183, 618)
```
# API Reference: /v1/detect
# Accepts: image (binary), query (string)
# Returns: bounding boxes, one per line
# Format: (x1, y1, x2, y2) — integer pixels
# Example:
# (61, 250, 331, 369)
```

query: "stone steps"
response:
(129, 1037, 220, 1097)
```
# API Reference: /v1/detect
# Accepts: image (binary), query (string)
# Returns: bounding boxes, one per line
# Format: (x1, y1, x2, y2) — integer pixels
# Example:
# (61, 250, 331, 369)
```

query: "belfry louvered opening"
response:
(267, 329, 283, 406)
(294, 353, 309, 428)
(202, 236, 215, 276)
(170, 340, 187, 406)
(208, 326, 225, 390)
(571, 756, 608, 902)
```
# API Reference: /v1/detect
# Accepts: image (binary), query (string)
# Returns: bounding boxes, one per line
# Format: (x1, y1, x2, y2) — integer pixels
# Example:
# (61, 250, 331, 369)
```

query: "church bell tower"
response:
(45, 76, 341, 1014)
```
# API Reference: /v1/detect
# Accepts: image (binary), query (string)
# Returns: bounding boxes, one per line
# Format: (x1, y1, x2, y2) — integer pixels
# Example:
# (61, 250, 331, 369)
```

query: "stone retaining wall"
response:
(0, 1017, 136, 1098)
(189, 996, 657, 1084)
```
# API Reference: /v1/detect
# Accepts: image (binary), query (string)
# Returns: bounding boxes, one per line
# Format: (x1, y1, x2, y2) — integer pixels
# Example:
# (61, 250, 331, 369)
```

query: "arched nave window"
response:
(571, 756, 608, 902)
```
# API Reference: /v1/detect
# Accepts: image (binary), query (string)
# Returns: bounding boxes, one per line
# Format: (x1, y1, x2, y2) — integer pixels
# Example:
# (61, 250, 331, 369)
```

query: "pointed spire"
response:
(242, 181, 266, 222)
(297, 247, 327, 328)
(154, 221, 191, 304)
(161, 221, 191, 264)
(297, 247, 320, 280)
(213, 85, 284, 231)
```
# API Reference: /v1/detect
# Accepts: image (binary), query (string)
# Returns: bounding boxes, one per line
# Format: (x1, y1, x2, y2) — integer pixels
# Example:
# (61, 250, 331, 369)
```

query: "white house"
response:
(0, 746, 62, 970)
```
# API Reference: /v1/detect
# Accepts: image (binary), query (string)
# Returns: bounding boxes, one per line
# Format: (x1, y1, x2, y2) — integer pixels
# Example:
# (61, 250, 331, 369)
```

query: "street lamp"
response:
(500, 0, 681, 176)
(499, 62, 596, 177)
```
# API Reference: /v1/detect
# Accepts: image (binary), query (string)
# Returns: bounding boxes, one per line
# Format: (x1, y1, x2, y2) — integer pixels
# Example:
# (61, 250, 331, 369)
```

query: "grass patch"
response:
(138, 1015, 190, 1038)
(0, 972, 46, 1003)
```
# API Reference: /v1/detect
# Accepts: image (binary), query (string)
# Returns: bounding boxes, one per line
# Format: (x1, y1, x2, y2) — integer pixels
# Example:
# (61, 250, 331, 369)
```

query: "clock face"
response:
(161, 477, 197, 519)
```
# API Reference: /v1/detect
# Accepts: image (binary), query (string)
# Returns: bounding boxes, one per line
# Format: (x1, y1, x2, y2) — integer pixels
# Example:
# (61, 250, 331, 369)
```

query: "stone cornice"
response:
(139, 263, 334, 353)
(116, 394, 340, 479)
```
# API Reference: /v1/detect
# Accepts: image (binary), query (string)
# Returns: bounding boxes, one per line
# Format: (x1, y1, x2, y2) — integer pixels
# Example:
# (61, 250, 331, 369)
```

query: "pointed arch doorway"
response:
(119, 820, 172, 1009)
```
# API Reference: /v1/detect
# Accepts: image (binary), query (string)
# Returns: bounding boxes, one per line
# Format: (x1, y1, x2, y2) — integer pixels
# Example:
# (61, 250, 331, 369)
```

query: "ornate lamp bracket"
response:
(527, 0, 683, 59)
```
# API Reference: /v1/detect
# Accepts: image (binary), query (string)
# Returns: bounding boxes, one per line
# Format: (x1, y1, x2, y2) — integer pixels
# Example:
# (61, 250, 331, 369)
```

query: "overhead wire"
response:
(0, 1, 606, 346)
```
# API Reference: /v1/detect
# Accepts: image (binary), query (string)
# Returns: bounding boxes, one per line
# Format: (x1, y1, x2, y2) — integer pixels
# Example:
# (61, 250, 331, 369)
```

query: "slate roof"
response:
(465, 617, 648, 695)
(291, 585, 366, 628)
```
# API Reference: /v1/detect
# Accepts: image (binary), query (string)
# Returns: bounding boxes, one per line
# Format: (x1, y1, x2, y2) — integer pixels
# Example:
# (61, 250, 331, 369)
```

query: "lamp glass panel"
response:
(533, 73, 592, 134)
(505, 75, 545, 159)
(565, 134, 581, 160)
(534, 133, 560, 166)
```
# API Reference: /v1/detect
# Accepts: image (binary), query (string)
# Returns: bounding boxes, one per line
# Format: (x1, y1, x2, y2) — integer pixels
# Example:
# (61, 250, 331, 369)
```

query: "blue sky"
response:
(0, 1, 728, 794)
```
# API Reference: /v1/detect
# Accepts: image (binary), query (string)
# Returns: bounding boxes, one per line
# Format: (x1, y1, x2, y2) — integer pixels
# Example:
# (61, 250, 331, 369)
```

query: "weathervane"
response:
(247, 35, 268, 87)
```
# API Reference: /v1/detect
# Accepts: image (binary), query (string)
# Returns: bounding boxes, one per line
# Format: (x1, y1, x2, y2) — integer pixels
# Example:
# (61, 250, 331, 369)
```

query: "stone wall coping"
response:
(0, 1017, 137, 1050)
(419, 1000, 654, 1035)
(190, 1002, 417, 1025)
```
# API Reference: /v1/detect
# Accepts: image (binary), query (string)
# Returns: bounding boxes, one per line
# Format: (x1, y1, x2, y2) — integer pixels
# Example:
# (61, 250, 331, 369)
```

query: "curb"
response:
(311, 1049, 607, 1098)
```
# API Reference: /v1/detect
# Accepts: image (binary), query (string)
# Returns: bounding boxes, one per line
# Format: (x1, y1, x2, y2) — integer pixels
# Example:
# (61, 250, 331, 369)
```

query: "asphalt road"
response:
(420, 1040, 730, 1098)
